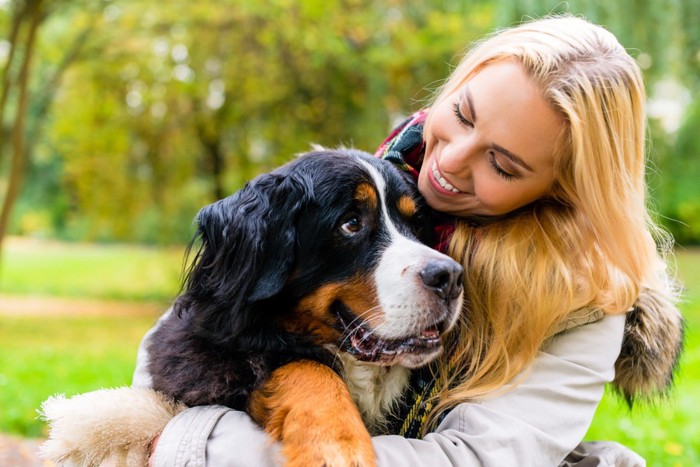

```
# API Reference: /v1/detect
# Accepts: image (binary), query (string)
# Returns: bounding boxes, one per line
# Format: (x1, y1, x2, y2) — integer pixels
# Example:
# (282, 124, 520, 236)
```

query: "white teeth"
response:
(432, 162, 461, 193)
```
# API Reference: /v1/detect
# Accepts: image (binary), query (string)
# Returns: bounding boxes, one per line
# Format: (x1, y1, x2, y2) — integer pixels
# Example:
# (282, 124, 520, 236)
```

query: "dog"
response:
(41, 149, 464, 467)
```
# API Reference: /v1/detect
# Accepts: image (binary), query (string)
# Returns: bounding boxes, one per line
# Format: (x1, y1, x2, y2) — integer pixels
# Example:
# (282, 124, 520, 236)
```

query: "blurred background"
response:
(0, 0, 698, 465)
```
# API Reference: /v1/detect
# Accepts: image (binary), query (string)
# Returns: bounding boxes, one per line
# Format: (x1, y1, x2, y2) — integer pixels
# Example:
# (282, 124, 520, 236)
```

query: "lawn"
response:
(0, 237, 184, 302)
(0, 237, 178, 435)
(0, 314, 158, 437)
(0, 238, 697, 464)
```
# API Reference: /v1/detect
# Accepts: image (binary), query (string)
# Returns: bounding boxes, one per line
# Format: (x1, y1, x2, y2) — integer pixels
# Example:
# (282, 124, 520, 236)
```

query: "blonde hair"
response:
(424, 15, 676, 428)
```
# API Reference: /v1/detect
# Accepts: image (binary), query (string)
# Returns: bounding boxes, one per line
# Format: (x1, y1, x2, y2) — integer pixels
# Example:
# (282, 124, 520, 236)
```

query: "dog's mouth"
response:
(333, 303, 445, 364)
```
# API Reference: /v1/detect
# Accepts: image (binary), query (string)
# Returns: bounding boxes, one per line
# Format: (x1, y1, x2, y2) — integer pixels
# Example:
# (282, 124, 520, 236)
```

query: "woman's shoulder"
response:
(551, 307, 605, 335)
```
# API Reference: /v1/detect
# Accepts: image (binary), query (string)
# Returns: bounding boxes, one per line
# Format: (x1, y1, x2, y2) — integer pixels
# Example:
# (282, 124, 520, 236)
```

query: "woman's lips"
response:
(430, 161, 463, 194)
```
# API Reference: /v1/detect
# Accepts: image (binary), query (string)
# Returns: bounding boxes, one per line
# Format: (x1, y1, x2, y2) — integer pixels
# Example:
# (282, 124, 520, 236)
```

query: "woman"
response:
(140, 15, 683, 466)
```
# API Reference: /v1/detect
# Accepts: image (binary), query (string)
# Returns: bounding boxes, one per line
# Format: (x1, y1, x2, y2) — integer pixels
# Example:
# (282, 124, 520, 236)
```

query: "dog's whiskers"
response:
(335, 305, 383, 363)
(345, 306, 381, 330)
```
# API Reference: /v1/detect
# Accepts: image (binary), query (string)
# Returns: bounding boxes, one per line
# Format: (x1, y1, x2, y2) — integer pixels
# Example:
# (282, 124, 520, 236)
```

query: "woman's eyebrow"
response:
(463, 86, 478, 122)
(492, 144, 534, 172)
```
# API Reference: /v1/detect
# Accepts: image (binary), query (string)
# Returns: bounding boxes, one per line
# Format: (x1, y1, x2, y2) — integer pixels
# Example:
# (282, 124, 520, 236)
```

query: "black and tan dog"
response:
(41, 149, 464, 466)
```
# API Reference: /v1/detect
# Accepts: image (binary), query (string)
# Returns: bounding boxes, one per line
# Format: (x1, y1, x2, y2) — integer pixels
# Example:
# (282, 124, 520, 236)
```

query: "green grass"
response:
(0, 237, 185, 301)
(0, 237, 178, 436)
(0, 314, 159, 437)
(585, 248, 700, 466)
(0, 238, 697, 465)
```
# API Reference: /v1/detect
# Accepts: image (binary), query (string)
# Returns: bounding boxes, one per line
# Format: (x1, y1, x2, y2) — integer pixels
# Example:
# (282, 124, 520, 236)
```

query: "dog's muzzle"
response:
(337, 256, 464, 367)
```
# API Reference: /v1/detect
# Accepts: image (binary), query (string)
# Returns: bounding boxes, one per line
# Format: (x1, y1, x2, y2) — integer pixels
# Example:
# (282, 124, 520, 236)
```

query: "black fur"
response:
(147, 149, 433, 409)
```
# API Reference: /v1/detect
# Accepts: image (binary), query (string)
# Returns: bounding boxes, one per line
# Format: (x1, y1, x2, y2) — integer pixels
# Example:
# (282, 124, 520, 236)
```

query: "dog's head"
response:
(176, 149, 463, 368)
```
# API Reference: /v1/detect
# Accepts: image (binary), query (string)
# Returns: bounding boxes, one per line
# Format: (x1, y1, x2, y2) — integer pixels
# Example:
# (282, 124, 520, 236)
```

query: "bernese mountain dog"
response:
(147, 148, 463, 465)
(40, 149, 464, 467)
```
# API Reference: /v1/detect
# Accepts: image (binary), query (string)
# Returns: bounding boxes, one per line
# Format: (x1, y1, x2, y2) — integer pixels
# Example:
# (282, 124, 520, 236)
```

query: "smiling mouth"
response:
(334, 304, 445, 364)
(431, 162, 463, 194)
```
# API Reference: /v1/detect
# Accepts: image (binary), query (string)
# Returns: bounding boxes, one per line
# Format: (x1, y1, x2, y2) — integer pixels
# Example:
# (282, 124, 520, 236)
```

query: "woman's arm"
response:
(144, 313, 628, 466)
(372, 313, 626, 466)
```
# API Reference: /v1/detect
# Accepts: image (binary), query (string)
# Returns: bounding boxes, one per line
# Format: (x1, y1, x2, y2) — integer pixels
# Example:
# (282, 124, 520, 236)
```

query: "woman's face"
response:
(419, 60, 564, 217)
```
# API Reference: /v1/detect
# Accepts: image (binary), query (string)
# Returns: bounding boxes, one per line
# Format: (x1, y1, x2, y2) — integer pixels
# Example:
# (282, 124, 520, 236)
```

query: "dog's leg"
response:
(249, 360, 375, 467)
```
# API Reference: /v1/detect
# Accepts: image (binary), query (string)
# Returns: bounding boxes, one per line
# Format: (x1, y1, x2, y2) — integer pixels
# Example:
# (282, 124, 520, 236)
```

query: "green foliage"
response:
(654, 97, 700, 244)
(7, 0, 496, 244)
(2, 0, 698, 244)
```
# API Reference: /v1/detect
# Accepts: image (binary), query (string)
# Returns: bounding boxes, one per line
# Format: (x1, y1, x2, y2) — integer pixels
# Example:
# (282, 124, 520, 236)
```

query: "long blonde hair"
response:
(424, 15, 675, 427)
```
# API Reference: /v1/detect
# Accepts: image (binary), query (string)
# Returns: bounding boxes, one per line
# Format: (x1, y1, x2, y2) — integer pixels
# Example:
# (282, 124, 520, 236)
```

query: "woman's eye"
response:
(488, 152, 517, 180)
(340, 216, 363, 235)
(452, 102, 473, 128)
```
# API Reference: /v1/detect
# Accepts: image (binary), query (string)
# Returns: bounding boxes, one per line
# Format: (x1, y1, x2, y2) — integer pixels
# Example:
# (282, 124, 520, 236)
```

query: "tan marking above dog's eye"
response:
(354, 183, 378, 211)
(397, 196, 416, 218)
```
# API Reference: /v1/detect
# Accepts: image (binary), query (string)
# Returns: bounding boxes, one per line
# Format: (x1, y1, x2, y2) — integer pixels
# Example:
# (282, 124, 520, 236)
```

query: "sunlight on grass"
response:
(0, 314, 159, 436)
(0, 237, 185, 301)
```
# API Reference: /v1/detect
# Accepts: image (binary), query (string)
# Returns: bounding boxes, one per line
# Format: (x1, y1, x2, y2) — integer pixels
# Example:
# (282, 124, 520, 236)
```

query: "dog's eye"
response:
(340, 216, 363, 236)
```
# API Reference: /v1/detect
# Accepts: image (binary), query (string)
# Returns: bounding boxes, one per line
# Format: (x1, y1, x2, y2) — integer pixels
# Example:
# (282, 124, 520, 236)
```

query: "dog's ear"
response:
(175, 171, 312, 344)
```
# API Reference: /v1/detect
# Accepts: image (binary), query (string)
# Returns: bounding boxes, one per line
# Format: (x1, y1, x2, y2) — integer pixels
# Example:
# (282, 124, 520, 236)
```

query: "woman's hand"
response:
(148, 435, 160, 467)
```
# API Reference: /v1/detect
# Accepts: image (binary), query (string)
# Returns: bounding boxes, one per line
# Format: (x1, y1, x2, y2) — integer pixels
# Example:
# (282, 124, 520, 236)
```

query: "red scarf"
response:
(374, 110, 456, 254)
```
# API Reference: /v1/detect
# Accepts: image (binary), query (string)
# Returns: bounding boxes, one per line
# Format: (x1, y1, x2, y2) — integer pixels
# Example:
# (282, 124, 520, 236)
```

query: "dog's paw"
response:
(279, 402, 375, 467)
(284, 433, 375, 467)
(250, 361, 376, 467)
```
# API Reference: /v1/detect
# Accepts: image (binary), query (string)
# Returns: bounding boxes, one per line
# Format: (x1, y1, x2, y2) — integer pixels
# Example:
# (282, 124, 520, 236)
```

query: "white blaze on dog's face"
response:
(347, 160, 464, 368)
(282, 151, 463, 369)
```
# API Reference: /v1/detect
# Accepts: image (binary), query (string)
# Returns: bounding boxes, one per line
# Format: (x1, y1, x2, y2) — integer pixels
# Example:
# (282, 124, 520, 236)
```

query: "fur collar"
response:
(613, 287, 685, 405)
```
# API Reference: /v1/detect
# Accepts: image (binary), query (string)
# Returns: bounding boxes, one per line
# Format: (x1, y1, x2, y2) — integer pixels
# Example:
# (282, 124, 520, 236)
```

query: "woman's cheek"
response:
(475, 179, 508, 215)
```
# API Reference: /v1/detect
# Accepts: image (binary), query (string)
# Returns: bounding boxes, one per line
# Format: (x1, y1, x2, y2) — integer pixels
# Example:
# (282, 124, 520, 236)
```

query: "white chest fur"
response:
(338, 353, 410, 435)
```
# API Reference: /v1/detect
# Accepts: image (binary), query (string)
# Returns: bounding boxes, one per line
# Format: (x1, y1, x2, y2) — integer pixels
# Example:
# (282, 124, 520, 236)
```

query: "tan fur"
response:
(39, 387, 186, 466)
(249, 360, 375, 467)
(613, 287, 685, 405)
(40, 359, 391, 467)
(288, 276, 380, 342)
(354, 183, 378, 212)
(396, 195, 417, 219)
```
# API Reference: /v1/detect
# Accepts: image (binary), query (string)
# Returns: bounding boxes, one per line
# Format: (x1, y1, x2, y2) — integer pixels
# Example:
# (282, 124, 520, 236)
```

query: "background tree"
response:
(0, 0, 103, 266)
(32, 0, 495, 244)
(2, 0, 698, 247)
(0, 0, 45, 263)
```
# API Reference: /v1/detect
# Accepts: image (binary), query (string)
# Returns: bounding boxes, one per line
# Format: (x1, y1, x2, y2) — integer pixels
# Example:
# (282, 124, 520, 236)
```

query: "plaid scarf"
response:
(373, 110, 456, 255)
(373, 111, 459, 438)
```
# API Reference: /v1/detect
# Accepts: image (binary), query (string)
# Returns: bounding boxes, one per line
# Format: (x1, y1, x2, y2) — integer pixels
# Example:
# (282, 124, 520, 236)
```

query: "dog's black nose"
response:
(419, 259, 463, 301)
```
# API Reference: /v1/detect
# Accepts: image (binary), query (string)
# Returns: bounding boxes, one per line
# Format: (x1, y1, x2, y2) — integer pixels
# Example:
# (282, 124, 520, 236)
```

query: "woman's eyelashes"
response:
(452, 102, 473, 128)
(488, 152, 516, 180)
(452, 101, 517, 181)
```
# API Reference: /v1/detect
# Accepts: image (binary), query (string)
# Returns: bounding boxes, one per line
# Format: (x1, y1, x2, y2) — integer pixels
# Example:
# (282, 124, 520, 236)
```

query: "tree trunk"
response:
(0, 0, 43, 265)
(0, 1, 28, 157)
(195, 117, 227, 201)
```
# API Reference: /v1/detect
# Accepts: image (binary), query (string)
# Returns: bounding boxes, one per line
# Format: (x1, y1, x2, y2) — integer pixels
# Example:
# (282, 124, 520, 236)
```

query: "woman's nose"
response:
(440, 137, 476, 174)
